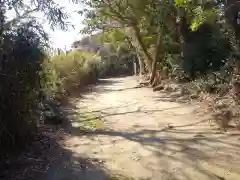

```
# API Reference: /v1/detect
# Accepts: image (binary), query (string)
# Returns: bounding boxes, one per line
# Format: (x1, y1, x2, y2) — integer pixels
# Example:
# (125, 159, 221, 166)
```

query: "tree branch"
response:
(4, 8, 38, 29)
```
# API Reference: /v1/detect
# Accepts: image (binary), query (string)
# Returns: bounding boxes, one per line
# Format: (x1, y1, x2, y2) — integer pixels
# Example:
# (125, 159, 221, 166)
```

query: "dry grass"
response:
(72, 111, 105, 130)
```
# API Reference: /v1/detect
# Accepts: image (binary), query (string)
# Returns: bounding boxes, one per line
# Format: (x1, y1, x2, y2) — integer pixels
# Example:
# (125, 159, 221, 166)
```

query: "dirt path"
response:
(46, 76, 240, 180)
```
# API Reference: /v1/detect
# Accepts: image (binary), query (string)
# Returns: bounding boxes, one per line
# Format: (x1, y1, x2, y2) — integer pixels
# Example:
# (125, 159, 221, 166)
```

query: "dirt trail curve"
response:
(46, 76, 240, 180)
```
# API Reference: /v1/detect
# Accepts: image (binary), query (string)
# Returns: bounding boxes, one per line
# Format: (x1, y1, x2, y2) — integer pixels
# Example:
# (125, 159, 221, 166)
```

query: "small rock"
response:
(194, 134, 205, 138)
(132, 156, 140, 161)
(166, 124, 174, 129)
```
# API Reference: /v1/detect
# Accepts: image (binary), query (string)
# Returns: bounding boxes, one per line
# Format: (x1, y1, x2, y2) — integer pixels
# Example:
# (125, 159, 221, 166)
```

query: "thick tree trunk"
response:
(150, 30, 162, 86)
(149, 60, 157, 85)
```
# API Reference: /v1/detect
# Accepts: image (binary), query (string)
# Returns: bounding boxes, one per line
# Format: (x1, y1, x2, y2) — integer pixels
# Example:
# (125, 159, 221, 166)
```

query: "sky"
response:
(6, 0, 86, 50)
(43, 0, 85, 50)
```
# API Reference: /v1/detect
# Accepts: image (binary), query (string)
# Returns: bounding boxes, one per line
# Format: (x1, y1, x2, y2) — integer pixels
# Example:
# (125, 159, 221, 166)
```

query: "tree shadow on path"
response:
(68, 122, 240, 180)
(60, 77, 240, 180)
(0, 124, 119, 180)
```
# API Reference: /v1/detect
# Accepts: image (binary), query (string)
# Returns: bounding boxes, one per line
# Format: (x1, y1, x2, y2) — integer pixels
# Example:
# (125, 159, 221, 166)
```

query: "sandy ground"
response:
(44, 76, 240, 180)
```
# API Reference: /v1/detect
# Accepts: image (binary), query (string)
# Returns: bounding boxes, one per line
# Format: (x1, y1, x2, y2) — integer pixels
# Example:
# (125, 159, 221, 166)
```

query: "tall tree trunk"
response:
(150, 29, 162, 86)
(126, 37, 145, 75)
(132, 25, 154, 72)
(138, 54, 145, 75)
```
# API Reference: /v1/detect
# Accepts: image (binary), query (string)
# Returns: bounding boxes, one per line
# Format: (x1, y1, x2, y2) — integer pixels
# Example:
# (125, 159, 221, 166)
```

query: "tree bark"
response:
(126, 37, 145, 75)
(149, 60, 157, 85)
(132, 25, 154, 72)
(136, 54, 145, 75)
(150, 28, 162, 86)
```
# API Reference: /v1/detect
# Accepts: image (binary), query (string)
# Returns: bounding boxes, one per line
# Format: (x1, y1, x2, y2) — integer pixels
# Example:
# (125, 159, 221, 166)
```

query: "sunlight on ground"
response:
(62, 77, 240, 180)
(72, 111, 105, 130)
(108, 174, 136, 180)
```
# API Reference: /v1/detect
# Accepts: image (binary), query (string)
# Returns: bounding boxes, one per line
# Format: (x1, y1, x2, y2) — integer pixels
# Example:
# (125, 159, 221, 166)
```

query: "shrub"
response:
(98, 53, 134, 78)
(0, 21, 48, 152)
(182, 26, 231, 79)
(50, 50, 101, 93)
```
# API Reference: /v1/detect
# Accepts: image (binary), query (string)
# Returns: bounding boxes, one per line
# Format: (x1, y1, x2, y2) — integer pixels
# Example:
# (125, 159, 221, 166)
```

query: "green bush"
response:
(50, 50, 101, 93)
(98, 54, 134, 77)
(0, 21, 48, 152)
(50, 48, 135, 96)
(182, 25, 231, 79)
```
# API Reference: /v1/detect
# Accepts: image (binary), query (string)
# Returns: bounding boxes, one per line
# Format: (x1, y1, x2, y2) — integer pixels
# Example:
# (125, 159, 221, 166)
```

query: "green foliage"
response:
(174, 0, 218, 31)
(0, 19, 49, 151)
(40, 58, 59, 94)
(80, 0, 237, 81)
(80, 0, 181, 74)
(99, 54, 132, 77)
(51, 50, 101, 92)
(0, 0, 135, 158)
(190, 6, 217, 31)
(50, 46, 134, 94)
(4, 0, 71, 30)
(96, 28, 127, 49)
(182, 26, 231, 78)
(0, 0, 82, 154)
